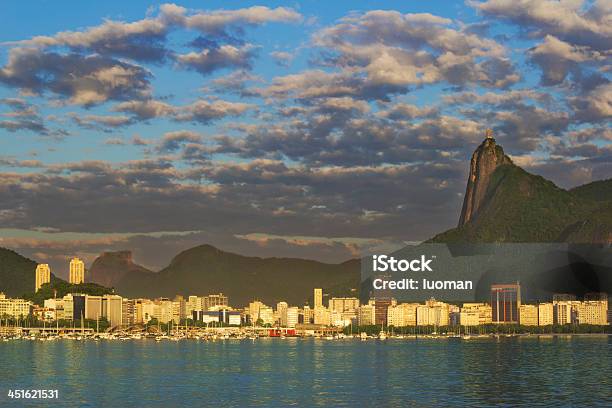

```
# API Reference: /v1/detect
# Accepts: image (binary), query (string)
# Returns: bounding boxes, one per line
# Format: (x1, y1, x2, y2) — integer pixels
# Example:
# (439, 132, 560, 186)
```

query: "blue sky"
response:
(0, 1, 609, 274)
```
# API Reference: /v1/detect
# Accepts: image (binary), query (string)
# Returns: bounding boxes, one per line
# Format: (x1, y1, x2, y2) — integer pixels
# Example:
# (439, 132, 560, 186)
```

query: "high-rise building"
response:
(519, 304, 538, 326)
(358, 304, 376, 326)
(286, 307, 299, 328)
(69, 257, 85, 284)
(491, 283, 521, 323)
(329, 297, 360, 313)
(538, 303, 554, 326)
(277, 302, 288, 326)
(314, 307, 331, 326)
(459, 303, 492, 326)
(314, 288, 323, 308)
(202, 293, 228, 310)
(416, 299, 450, 326)
(370, 298, 396, 326)
(387, 303, 419, 327)
(35, 264, 51, 292)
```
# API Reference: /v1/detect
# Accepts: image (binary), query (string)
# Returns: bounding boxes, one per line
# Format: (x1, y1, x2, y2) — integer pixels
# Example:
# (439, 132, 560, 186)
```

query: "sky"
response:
(0, 0, 610, 276)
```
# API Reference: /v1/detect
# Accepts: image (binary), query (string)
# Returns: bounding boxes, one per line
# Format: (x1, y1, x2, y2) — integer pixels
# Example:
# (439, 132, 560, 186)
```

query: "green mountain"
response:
(0, 247, 38, 296)
(431, 136, 611, 243)
(108, 245, 359, 306)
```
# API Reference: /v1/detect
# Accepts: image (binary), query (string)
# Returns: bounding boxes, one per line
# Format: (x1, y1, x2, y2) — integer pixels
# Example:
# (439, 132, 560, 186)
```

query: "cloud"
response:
(269, 51, 294, 67)
(0, 48, 152, 106)
(157, 130, 203, 153)
(529, 35, 610, 85)
(569, 82, 612, 122)
(472, 0, 611, 51)
(114, 98, 253, 124)
(176, 44, 256, 75)
(69, 112, 133, 130)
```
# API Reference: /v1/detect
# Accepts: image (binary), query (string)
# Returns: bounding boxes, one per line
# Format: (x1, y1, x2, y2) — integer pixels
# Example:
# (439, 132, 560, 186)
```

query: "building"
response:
(0, 293, 32, 318)
(491, 283, 521, 323)
(370, 298, 396, 326)
(35, 264, 51, 292)
(314, 307, 331, 326)
(387, 303, 419, 327)
(460, 303, 492, 326)
(69, 257, 85, 284)
(314, 288, 323, 308)
(553, 301, 576, 325)
(416, 299, 450, 326)
(358, 304, 376, 326)
(538, 303, 554, 326)
(277, 302, 288, 326)
(574, 301, 608, 325)
(519, 304, 538, 326)
(329, 297, 359, 314)
(286, 307, 299, 328)
(202, 293, 228, 311)
(248, 301, 274, 325)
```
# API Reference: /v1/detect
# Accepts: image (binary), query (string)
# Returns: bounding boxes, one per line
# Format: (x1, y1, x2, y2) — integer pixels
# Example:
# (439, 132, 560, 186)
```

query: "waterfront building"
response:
(329, 297, 360, 314)
(314, 288, 323, 308)
(538, 303, 554, 326)
(0, 293, 32, 318)
(302, 305, 313, 324)
(370, 298, 396, 326)
(358, 304, 376, 326)
(460, 303, 492, 325)
(277, 302, 288, 326)
(35, 264, 51, 292)
(314, 306, 331, 326)
(553, 301, 576, 325)
(416, 299, 450, 327)
(286, 307, 299, 328)
(574, 301, 608, 325)
(491, 283, 521, 323)
(387, 303, 419, 327)
(105, 295, 123, 327)
(142, 300, 156, 323)
(519, 304, 538, 326)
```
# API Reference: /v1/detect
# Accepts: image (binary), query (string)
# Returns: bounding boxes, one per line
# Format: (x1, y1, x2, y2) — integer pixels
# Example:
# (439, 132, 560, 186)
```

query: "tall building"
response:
(371, 298, 396, 326)
(416, 299, 450, 326)
(202, 293, 228, 310)
(460, 303, 492, 326)
(35, 264, 51, 292)
(358, 304, 376, 326)
(314, 288, 323, 308)
(538, 303, 554, 326)
(387, 303, 419, 327)
(491, 283, 521, 323)
(329, 297, 360, 313)
(286, 307, 299, 328)
(69, 257, 85, 284)
(277, 302, 288, 326)
(519, 304, 538, 326)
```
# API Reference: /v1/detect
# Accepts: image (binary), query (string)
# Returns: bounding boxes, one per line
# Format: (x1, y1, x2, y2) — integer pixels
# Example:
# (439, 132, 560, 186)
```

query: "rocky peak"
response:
(458, 130, 512, 227)
(88, 250, 151, 288)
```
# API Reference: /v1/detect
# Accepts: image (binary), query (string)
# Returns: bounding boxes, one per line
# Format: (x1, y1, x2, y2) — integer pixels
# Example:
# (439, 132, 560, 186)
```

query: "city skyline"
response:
(0, 0, 610, 271)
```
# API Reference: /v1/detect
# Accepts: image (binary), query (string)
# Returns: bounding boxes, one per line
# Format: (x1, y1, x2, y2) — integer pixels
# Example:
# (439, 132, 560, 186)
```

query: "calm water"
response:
(1, 336, 611, 407)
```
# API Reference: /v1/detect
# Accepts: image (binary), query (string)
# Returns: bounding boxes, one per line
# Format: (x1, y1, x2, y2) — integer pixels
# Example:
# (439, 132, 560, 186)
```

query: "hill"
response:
(88, 251, 153, 288)
(431, 137, 611, 244)
(0, 248, 39, 297)
(110, 244, 359, 306)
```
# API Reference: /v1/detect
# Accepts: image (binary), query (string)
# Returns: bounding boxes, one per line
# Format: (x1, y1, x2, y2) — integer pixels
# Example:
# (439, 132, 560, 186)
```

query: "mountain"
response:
(0, 247, 39, 296)
(458, 131, 513, 226)
(106, 244, 360, 307)
(88, 251, 153, 288)
(431, 135, 611, 244)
